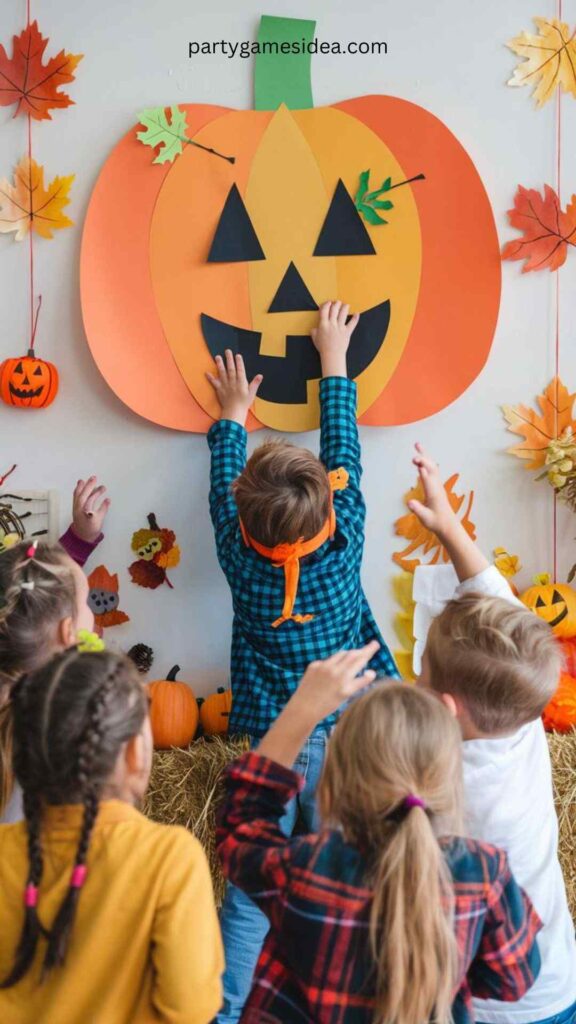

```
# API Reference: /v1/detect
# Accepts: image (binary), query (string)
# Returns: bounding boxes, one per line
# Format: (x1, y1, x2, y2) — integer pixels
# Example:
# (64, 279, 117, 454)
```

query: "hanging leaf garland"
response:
(502, 378, 576, 470)
(0, 156, 74, 241)
(507, 17, 576, 108)
(0, 21, 82, 121)
(501, 185, 576, 273)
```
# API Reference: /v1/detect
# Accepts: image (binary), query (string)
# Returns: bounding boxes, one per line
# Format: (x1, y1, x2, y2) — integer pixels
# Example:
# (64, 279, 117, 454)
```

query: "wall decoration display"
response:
(393, 473, 476, 573)
(129, 513, 181, 589)
(81, 14, 501, 433)
(501, 185, 576, 273)
(87, 565, 130, 635)
(0, 20, 82, 120)
(507, 17, 576, 108)
(502, 377, 576, 471)
(0, 466, 59, 552)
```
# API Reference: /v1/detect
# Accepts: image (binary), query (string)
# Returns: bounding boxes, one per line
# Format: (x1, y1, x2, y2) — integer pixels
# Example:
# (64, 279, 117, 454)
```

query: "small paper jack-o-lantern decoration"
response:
(520, 574, 576, 640)
(148, 665, 199, 749)
(198, 686, 232, 736)
(81, 15, 500, 434)
(0, 349, 59, 409)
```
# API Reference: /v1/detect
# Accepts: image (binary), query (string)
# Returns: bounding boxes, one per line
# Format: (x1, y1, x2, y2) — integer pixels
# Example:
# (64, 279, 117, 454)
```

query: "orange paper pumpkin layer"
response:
(81, 31, 500, 431)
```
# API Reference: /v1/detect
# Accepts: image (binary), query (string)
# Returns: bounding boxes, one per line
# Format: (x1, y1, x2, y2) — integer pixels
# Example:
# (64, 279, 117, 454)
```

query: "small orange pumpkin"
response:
(199, 687, 232, 736)
(542, 671, 576, 733)
(0, 349, 59, 409)
(148, 665, 199, 749)
(520, 574, 576, 640)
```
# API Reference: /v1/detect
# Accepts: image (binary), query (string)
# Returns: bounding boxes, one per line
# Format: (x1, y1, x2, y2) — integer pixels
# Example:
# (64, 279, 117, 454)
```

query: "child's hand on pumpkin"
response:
(311, 301, 359, 379)
(407, 444, 454, 537)
(206, 350, 263, 426)
(72, 476, 111, 543)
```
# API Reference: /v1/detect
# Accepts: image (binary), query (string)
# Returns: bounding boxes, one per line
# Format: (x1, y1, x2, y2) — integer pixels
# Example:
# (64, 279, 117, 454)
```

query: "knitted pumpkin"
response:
(0, 350, 59, 409)
(199, 687, 232, 736)
(520, 575, 576, 640)
(542, 672, 576, 734)
(148, 666, 199, 749)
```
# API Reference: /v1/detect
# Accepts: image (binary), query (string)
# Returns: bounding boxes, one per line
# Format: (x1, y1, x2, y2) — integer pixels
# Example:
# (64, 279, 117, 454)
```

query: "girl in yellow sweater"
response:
(0, 649, 223, 1024)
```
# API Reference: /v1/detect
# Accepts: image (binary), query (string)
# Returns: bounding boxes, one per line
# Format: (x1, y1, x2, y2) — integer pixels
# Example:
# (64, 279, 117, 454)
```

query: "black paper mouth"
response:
(9, 383, 44, 400)
(201, 300, 390, 405)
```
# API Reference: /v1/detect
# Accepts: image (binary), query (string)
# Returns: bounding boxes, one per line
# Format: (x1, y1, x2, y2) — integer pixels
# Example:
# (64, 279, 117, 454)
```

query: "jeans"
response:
(216, 731, 328, 1024)
(478, 1000, 576, 1024)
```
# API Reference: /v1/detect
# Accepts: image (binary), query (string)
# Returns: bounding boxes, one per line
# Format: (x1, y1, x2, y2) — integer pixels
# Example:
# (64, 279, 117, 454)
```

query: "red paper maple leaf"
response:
(0, 21, 83, 121)
(501, 185, 576, 272)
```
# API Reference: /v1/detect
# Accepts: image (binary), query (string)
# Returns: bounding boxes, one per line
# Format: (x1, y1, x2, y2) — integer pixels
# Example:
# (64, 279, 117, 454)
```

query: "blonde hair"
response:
(425, 592, 561, 734)
(319, 683, 462, 1024)
(0, 542, 76, 816)
(232, 440, 331, 546)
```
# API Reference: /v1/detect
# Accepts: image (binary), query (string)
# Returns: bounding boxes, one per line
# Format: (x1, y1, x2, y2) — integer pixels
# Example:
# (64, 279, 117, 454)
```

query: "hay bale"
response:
(548, 730, 576, 923)
(143, 735, 249, 905)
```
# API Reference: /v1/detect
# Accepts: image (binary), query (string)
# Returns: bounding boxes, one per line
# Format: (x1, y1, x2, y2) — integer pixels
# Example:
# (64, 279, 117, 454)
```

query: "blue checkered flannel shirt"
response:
(207, 377, 399, 736)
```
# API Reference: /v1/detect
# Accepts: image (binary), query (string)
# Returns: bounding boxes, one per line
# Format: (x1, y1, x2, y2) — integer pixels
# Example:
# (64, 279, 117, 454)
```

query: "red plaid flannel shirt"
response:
(217, 752, 542, 1024)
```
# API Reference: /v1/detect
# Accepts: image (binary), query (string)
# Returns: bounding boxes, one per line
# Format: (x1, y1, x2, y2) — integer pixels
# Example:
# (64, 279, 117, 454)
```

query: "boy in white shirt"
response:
(408, 444, 576, 1024)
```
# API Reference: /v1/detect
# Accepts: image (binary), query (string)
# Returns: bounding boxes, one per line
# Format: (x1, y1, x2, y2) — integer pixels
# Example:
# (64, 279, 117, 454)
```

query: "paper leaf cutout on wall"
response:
(0, 21, 83, 121)
(136, 106, 190, 165)
(355, 170, 394, 225)
(129, 512, 181, 589)
(507, 17, 576, 108)
(0, 157, 74, 241)
(501, 185, 576, 273)
(87, 565, 130, 636)
(393, 474, 476, 573)
(502, 378, 576, 470)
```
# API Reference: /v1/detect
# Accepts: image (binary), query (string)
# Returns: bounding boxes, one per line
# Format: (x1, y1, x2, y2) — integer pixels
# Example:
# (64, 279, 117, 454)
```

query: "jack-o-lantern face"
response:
(0, 351, 59, 410)
(521, 577, 576, 639)
(136, 536, 163, 561)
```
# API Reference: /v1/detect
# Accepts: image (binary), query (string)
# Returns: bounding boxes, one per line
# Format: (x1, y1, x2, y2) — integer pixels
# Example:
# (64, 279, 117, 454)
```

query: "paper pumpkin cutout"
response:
(87, 565, 130, 635)
(129, 513, 180, 589)
(81, 15, 501, 432)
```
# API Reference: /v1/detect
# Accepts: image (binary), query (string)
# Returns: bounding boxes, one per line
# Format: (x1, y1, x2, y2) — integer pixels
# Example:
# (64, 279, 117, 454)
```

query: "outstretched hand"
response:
(311, 300, 359, 379)
(407, 444, 455, 536)
(206, 350, 262, 426)
(72, 477, 110, 543)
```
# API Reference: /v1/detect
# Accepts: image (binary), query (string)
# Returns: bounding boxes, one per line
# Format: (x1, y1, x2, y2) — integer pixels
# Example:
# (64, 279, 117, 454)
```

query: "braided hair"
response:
(0, 542, 77, 817)
(1, 649, 147, 988)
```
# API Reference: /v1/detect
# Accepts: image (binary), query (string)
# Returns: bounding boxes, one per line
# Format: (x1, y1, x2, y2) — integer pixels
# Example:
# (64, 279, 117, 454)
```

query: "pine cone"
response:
(127, 643, 154, 674)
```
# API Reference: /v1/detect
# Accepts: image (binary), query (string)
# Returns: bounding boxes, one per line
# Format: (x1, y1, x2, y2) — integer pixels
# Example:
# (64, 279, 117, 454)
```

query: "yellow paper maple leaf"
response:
(502, 378, 576, 470)
(0, 156, 74, 240)
(507, 17, 576, 107)
(393, 474, 476, 573)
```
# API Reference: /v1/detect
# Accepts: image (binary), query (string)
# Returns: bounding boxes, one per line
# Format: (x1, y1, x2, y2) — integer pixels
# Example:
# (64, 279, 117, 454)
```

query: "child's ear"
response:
(58, 616, 77, 649)
(125, 734, 146, 775)
(440, 693, 459, 718)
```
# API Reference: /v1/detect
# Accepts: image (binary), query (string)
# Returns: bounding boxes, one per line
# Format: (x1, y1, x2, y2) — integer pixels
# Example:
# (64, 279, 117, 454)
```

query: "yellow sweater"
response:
(0, 801, 223, 1024)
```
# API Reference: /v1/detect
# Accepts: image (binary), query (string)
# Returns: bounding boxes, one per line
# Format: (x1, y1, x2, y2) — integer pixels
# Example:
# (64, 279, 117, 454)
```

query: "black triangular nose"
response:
(268, 262, 319, 314)
(23, 375, 30, 386)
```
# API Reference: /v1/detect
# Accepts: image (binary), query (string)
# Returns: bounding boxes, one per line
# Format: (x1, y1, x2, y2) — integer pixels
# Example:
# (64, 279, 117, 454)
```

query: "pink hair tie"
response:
(71, 865, 87, 889)
(26, 541, 38, 559)
(25, 884, 39, 908)
(403, 794, 427, 811)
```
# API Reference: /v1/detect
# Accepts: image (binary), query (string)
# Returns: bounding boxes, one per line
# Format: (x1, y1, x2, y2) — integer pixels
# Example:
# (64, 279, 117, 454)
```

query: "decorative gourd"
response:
(0, 349, 59, 409)
(148, 665, 199, 749)
(199, 687, 232, 736)
(542, 672, 576, 734)
(520, 574, 576, 639)
(81, 16, 500, 434)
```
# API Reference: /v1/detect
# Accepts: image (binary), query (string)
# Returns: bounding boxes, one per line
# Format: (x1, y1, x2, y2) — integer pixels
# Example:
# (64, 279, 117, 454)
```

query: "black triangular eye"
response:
(207, 184, 265, 263)
(314, 179, 376, 257)
(552, 589, 564, 604)
(14, 362, 23, 374)
(33, 366, 42, 376)
(535, 596, 546, 608)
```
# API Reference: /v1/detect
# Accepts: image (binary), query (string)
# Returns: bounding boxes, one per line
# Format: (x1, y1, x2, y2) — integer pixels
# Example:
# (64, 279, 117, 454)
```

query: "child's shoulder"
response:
(442, 835, 509, 891)
(112, 807, 207, 870)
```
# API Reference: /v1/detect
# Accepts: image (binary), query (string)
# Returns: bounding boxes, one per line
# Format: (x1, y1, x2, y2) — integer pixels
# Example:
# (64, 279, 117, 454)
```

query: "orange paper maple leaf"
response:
(501, 185, 576, 273)
(0, 21, 83, 121)
(0, 156, 74, 241)
(393, 474, 476, 573)
(502, 378, 576, 470)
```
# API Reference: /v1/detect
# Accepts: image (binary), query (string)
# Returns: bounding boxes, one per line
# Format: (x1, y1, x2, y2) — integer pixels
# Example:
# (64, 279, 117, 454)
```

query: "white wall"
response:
(1, 0, 575, 693)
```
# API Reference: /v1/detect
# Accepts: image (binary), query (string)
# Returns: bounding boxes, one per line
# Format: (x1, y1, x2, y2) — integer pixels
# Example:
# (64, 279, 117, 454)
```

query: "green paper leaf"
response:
(358, 204, 387, 225)
(355, 170, 395, 225)
(372, 199, 394, 210)
(355, 169, 370, 205)
(136, 105, 189, 165)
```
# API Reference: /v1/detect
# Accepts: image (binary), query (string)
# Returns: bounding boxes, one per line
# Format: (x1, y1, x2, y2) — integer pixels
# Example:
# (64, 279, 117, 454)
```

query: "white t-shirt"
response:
(413, 564, 576, 1023)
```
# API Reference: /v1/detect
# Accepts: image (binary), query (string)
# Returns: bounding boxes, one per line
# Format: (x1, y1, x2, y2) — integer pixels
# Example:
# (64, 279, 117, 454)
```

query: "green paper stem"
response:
(255, 15, 316, 111)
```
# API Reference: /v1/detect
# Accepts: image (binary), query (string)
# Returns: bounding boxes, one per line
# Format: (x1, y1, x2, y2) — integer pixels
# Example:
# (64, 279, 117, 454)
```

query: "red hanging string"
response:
(0, 465, 17, 488)
(552, 0, 563, 582)
(26, 0, 35, 353)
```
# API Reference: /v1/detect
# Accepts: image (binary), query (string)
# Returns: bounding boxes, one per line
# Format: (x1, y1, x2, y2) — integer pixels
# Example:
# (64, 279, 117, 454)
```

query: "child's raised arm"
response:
(409, 444, 489, 583)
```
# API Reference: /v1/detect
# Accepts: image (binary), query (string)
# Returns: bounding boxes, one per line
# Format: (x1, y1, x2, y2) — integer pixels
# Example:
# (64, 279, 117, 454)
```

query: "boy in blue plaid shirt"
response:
(206, 299, 398, 1023)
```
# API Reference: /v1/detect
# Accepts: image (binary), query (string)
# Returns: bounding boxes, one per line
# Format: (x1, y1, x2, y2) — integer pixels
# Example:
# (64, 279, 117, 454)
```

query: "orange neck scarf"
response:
(240, 467, 349, 629)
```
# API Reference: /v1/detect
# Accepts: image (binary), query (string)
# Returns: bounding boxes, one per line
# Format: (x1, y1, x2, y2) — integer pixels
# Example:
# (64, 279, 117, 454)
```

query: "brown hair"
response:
(319, 683, 461, 1024)
(232, 440, 331, 546)
(425, 592, 561, 734)
(1, 649, 147, 987)
(0, 542, 77, 817)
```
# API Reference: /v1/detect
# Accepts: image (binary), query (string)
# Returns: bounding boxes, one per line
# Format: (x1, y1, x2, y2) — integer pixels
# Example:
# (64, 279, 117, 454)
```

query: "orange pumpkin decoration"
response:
(81, 16, 500, 433)
(542, 671, 576, 734)
(0, 349, 59, 409)
(520, 575, 576, 640)
(148, 665, 199, 749)
(199, 686, 232, 736)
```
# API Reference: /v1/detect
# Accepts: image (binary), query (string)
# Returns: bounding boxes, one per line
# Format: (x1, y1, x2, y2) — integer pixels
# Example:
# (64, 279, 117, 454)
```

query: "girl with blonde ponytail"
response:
(217, 644, 542, 1024)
